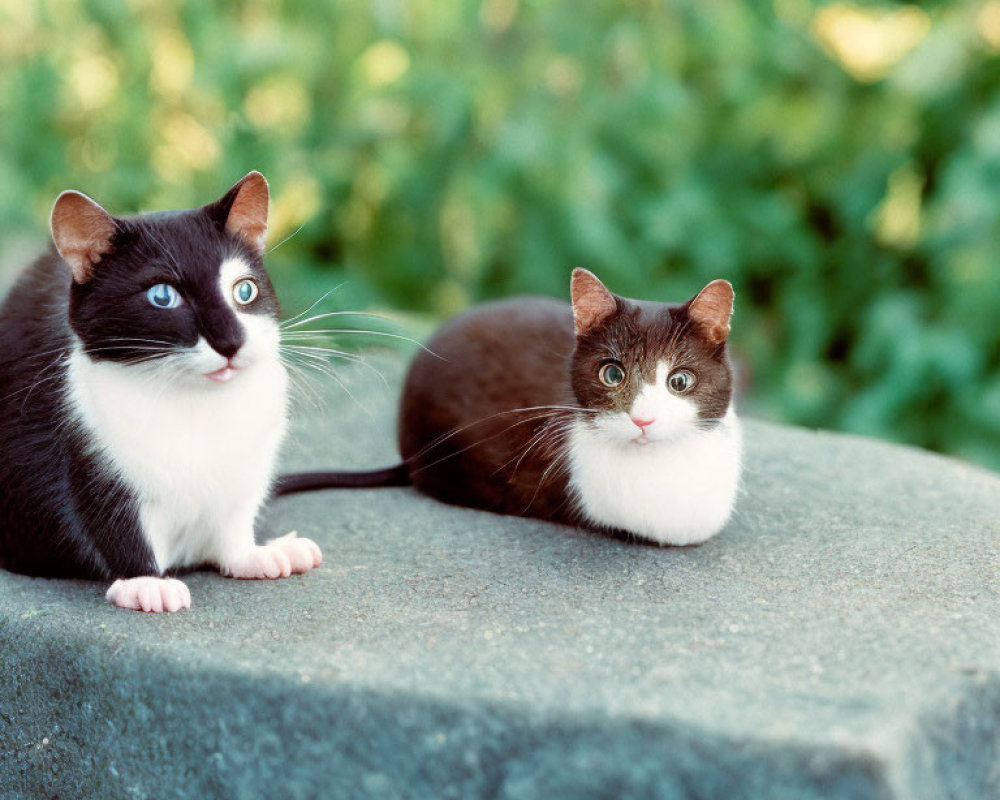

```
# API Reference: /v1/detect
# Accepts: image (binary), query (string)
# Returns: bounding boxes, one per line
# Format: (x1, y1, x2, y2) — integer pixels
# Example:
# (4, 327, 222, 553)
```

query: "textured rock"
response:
(2, 357, 999, 799)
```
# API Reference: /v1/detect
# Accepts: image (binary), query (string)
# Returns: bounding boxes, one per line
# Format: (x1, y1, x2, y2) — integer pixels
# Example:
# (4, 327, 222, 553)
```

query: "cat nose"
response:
(630, 416, 655, 429)
(211, 337, 243, 360)
(206, 323, 245, 360)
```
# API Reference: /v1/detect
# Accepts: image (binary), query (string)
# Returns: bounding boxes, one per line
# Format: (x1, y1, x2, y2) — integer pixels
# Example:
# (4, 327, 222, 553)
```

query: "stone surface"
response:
(2, 356, 999, 799)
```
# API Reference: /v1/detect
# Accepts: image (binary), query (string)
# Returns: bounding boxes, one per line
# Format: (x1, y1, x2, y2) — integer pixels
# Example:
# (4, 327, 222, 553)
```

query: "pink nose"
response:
(630, 416, 655, 429)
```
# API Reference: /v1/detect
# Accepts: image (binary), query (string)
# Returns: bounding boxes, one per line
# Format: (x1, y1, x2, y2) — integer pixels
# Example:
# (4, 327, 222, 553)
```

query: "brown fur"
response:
(397, 277, 734, 526)
(399, 297, 579, 521)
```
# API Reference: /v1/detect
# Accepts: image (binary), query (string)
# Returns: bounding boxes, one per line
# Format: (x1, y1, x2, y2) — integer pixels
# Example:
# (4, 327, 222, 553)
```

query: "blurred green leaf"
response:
(0, 0, 997, 470)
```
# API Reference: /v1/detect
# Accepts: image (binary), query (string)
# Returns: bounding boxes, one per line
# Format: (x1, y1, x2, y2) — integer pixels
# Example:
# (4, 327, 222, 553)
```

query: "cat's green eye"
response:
(598, 361, 626, 387)
(668, 369, 696, 394)
(233, 278, 259, 306)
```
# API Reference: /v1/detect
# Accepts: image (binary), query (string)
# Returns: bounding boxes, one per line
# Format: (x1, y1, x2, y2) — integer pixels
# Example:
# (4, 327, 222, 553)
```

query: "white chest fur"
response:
(566, 414, 742, 545)
(66, 344, 288, 572)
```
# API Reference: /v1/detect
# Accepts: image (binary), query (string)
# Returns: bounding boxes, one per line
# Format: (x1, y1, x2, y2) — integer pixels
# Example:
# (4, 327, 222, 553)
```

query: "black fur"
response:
(70, 207, 278, 365)
(0, 188, 277, 580)
(273, 465, 410, 495)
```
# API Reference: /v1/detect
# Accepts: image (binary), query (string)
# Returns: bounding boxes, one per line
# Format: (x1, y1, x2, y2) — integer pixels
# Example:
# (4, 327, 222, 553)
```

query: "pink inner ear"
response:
(225, 172, 269, 254)
(688, 280, 734, 344)
(571, 268, 617, 335)
(50, 191, 117, 284)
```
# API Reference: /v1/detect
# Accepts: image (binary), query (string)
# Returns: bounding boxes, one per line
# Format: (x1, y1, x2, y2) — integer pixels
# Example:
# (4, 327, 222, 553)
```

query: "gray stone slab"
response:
(2, 356, 999, 799)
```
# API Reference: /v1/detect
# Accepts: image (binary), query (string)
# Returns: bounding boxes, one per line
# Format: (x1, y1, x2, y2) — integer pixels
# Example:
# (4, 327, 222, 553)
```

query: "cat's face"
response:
(569, 270, 734, 446)
(52, 173, 281, 387)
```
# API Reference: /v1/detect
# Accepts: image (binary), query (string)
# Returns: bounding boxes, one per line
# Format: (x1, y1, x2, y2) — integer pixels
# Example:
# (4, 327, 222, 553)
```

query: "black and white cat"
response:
(277, 269, 742, 545)
(0, 172, 321, 612)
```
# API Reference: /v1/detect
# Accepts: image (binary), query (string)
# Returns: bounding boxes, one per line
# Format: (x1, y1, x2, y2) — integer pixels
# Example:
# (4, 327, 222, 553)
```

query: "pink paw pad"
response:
(106, 577, 191, 613)
(224, 531, 322, 579)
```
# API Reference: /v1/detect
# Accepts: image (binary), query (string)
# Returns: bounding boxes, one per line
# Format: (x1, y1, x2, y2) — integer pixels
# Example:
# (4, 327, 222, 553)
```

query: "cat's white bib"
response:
(567, 412, 741, 545)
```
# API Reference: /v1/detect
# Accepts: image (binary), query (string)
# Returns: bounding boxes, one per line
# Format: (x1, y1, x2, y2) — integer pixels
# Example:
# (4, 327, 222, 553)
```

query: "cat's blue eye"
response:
(146, 284, 181, 309)
(668, 370, 696, 394)
(233, 278, 259, 306)
(598, 361, 625, 387)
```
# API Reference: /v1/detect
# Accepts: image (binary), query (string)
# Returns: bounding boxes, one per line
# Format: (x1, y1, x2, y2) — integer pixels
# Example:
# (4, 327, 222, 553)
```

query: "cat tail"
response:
(272, 464, 411, 496)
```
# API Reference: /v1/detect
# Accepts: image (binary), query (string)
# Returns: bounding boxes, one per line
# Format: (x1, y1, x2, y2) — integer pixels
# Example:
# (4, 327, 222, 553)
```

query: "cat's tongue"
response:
(205, 366, 236, 383)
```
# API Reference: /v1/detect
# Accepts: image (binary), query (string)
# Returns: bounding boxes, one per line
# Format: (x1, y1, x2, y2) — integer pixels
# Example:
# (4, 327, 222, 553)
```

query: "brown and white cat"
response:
(0, 173, 322, 612)
(277, 269, 742, 545)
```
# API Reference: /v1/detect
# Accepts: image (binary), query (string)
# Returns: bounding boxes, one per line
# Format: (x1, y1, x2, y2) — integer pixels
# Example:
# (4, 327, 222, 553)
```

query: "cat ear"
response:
(208, 171, 269, 256)
(687, 279, 734, 344)
(50, 191, 118, 284)
(571, 268, 618, 336)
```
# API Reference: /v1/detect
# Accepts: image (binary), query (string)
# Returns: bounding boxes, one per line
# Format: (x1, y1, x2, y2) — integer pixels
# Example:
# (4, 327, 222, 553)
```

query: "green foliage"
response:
(1, 0, 998, 469)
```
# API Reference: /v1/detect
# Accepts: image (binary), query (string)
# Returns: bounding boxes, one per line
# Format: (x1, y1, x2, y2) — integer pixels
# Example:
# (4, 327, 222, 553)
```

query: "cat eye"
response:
(146, 284, 181, 309)
(233, 278, 259, 306)
(598, 361, 626, 387)
(668, 370, 696, 394)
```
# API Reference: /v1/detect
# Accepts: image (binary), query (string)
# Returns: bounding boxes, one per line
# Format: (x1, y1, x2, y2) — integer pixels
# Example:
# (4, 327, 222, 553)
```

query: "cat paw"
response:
(222, 531, 322, 579)
(106, 577, 191, 613)
(268, 530, 323, 573)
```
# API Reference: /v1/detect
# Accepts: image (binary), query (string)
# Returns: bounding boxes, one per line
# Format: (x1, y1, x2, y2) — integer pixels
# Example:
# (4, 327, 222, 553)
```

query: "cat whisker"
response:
(281, 340, 362, 356)
(265, 223, 305, 256)
(340, 355, 389, 391)
(529, 419, 575, 479)
(280, 342, 391, 391)
(14, 351, 166, 416)
(411, 412, 566, 469)
(288, 327, 439, 355)
(280, 309, 395, 330)
(323, 368, 369, 417)
(523, 442, 574, 513)
(280, 350, 344, 374)
(7, 347, 169, 408)
(280, 350, 373, 415)
(280, 349, 379, 387)
(410, 410, 575, 477)
(88, 345, 173, 352)
(280, 352, 342, 379)
(281, 325, 400, 337)
(281, 344, 366, 364)
(20, 338, 176, 362)
(497, 433, 550, 481)
(539, 447, 572, 487)
(496, 414, 570, 480)
(279, 298, 448, 367)
(279, 283, 350, 328)
(92, 336, 177, 344)
(18, 344, 86, 362)
(15, 358, 68, 412)
(282, 360, 327, 412)
(404, 405, 596, 465)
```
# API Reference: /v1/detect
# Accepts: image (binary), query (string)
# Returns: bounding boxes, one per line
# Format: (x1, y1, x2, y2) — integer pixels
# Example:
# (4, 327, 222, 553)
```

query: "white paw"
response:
(106, 577, 191, 613)
(222, 531, 322, 579)
(268, 530, 323, 573)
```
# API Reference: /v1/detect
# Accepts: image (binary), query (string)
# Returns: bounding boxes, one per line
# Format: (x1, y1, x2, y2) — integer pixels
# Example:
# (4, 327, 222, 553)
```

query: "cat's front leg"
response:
(215, 505, 322, 579)
(99, 502, 191, 613)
